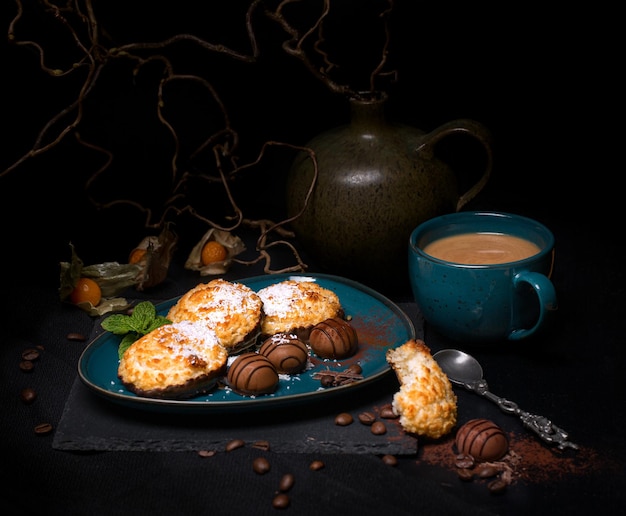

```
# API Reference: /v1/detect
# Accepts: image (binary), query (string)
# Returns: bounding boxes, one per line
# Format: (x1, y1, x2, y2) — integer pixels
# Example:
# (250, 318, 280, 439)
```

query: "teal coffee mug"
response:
(408, 211, 557, 343)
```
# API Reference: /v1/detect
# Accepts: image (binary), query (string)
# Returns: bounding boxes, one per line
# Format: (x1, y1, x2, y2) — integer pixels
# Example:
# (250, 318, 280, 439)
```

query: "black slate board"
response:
(52, 303, 423, 454)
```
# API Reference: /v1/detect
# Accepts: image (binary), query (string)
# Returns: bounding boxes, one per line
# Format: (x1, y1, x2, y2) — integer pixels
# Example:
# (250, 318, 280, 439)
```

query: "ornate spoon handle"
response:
(466, 380, 579, 450)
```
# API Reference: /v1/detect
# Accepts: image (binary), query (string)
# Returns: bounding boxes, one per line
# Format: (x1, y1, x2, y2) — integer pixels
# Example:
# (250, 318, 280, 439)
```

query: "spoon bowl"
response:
(432, 349, 483, 385)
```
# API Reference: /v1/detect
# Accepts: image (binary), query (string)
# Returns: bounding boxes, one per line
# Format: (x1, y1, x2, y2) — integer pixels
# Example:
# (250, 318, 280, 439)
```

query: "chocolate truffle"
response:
(259, 333, 309, 374)
(227, 353, 279, 396)
(455, 418, 509, 461)
(309, 317, 358, 359)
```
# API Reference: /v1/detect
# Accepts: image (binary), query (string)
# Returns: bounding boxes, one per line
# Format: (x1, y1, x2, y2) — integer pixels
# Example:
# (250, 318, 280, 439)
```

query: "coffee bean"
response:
(455, 453, 475, 469)
(252, 457, 271, 474)
(278, 473, 295, 492)
(487, 478, 508, 494)
(20, 387, 37, 404)
(475, 464, 499, 478)
(66, 333, 87, 342)
(272, 493, 290, 509)
(251, 440, 270, 451)
(381, 454, 397, 466)
(309, 460, 325, 471)
(34, 423, 53, 435)
(335, 412, 353, 426)
(320, 375, 334, 387)
(197, 450, 216, 458)
(371, 421, 387, 435)
(379, 404, 398, 419)
(19, 360, 34, 373)
(21, 348, 40, 361)
(225, 439, 245, 452)
(358, 412, 376, 425)
(457, 468, 474, 481)
(345, 363, 362, 375)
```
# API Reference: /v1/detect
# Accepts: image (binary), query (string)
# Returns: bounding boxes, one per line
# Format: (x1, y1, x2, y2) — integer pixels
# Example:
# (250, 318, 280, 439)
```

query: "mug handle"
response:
(508, 271, 558, 340)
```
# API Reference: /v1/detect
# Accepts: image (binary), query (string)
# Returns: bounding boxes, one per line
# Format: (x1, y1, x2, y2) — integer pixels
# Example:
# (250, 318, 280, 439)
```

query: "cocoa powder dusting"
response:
(419, 432, 619, 485)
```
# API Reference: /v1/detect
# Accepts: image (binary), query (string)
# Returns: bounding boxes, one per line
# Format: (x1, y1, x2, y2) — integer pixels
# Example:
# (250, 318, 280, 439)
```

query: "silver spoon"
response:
(433, 349, 578, 450)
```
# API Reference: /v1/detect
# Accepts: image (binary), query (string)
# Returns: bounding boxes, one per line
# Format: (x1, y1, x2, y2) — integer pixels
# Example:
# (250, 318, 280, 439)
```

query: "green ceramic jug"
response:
(286, 93, 493, 295)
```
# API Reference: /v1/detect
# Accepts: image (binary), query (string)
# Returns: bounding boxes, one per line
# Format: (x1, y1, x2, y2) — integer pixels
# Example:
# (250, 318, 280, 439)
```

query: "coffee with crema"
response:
(422, 232, 541, 265)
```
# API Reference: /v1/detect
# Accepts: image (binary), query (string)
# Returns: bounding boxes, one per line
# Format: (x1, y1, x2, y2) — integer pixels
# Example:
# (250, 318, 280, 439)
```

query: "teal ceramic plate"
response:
(78, 273, 415, 413)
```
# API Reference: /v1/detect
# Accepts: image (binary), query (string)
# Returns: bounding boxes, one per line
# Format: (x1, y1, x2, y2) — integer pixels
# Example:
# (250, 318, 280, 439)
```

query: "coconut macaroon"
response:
(257, 279, 344, 339)
(167, 279, 264, 354)
(118, 320, 228, 399)
(386, 339, 457, 439)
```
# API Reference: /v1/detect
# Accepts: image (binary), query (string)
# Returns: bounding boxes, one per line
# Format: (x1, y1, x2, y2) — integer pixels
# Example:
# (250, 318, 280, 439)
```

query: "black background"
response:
(1, 1, 620, 285)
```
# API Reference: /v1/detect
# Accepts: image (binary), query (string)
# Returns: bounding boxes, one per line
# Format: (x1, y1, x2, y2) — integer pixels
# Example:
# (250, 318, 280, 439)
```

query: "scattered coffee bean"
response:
(345, 363, 362, 375)
(381, 454, 397, 466)
(19, 360, 34, 373)
(370, 421, 387, 435)
(251, 440, 270, 451)
(457, 468, 474, 481)
(309, 460, 325, 471)
(335, 412, 354, 426)
(379, 404, 398, 419)
(22, 348, 40, 361)
(455, 453, 475, 469)
(252, 457, 271, 474)
(475, 464, 499, 478)
(34, 423, 53, 435)
(225, 439, 245, 452)
(358, 412, 376, 426)
(487, 478, 508, 494)
(66, 333, 87, 342)
(320, 375, 334, 387)
(278, 473, 295, 492)
(272, 493, 290, 509)
(20, 387, 37, 404)
(197, 450, 216, 458)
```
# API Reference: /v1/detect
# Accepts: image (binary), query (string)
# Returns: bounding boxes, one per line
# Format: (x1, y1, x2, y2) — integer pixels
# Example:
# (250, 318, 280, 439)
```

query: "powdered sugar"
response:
(166, 320, 222, 357)
(258, 282, 300, 317)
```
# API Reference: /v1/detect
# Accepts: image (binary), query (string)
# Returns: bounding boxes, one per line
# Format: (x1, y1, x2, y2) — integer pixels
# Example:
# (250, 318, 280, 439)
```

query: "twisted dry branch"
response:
(3, 0, 396, 275)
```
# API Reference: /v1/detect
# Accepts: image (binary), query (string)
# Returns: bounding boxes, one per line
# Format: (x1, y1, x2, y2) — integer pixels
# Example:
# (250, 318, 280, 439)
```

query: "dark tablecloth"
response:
(2, 192, 625, 516)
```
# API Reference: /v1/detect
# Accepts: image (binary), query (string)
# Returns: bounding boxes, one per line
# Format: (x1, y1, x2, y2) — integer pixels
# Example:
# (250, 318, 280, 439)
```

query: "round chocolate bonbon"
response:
(455, 418, 509, 462)
(227, 353, 279, 396)
(259, 333, 308, 374)
(308, 317, 358, 359)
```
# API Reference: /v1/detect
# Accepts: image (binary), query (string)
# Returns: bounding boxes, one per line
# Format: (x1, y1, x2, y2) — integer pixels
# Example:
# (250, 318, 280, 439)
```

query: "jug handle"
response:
(416, 118, 493, 211)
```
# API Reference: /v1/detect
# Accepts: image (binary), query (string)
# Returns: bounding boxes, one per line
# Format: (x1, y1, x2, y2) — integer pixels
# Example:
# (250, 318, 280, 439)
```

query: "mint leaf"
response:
(118, 333, 139, 360)
(101, 314, 133, 335)
(128, 301, 157, 333)
(146, 315, 172, 334)
(101, 301, 171, 359)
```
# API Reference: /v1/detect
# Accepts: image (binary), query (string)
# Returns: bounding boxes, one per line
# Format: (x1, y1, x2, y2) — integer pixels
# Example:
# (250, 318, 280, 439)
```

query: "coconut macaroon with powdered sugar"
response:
(118, 320, 229, 399)
(257, 279, 344, 340)
(167, 278, 264, 354)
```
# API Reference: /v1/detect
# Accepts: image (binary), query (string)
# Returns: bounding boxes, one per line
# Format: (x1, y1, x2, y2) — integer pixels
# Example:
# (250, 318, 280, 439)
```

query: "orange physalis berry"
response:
(70, 277, 102, 306)
(129, 248, 147, 264)
(201, 241, 227, 266)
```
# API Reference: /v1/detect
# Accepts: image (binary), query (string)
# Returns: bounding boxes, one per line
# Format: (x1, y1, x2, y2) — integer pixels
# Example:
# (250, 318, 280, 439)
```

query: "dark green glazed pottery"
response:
(286, 93, 493, 294)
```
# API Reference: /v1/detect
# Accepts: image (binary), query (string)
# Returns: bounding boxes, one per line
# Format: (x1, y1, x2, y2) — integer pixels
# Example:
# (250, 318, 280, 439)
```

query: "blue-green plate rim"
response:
(77, 273, 416, 414)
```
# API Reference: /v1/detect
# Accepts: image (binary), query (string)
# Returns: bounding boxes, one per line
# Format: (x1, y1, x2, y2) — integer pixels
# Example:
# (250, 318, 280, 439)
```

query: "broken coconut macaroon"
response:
(118, 320, 228, 400)
(386, 339, 457, 439)
(184, 228, 246, 276)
